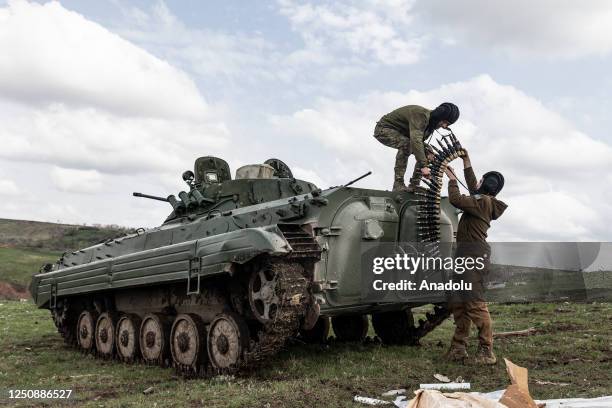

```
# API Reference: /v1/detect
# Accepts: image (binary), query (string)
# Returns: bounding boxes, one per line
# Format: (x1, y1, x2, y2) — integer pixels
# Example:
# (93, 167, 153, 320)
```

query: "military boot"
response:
(444, 346, 469, 362)
(474, 345, 497, 365)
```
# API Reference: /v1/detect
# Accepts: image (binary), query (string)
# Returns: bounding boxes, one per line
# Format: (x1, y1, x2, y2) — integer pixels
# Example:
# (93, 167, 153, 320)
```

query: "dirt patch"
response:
(0, 281, 30, 300)
(539, 322, 585, 334)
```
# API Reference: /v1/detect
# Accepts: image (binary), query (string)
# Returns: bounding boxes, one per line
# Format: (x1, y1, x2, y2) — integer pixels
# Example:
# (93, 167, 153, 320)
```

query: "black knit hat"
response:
(478, 171, 505, 196)
(426, 102, 460, 133)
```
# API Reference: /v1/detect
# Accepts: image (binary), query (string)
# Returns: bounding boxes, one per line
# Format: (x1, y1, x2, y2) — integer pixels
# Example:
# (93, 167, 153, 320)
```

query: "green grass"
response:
(0, 248, 61, 287)
(0, 301, 610, 407)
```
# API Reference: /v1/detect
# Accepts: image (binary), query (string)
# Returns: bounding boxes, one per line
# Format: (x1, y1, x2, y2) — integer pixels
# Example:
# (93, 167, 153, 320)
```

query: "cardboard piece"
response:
(499, 384, 539, 408)
(405, 390, 505, 408)
(504, 358, 530, 394)
(404, 359, 540, 408)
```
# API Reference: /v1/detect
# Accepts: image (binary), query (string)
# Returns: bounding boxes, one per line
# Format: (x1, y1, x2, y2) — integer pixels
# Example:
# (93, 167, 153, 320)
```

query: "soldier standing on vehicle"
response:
(443, 151, 507, 364)
(374, 102, 460, 192)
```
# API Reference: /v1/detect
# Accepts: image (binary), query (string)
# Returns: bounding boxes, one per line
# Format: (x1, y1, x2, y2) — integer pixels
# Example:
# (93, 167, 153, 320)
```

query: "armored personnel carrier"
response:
(31, 137, 464, 376)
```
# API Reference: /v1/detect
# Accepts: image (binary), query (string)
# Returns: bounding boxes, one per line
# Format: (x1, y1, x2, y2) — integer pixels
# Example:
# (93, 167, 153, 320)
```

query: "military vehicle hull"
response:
(31, 153, 462, 375)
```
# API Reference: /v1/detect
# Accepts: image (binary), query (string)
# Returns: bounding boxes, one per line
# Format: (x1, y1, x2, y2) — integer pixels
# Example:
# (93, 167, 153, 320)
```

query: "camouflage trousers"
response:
(448, 301, 493, 350)
(373, 123, 421, 188)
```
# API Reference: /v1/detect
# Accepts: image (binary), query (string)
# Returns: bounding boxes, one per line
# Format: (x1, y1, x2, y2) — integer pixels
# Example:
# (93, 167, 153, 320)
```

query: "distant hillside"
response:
(0, 247, 60, 289)
(0, 218, 134, 252)
(0, 219, 134, 298)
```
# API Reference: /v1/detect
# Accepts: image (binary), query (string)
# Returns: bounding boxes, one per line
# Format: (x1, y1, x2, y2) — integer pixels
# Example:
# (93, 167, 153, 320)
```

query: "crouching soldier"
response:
(443, 151, 507, 364)
(374, 102, 460, 192)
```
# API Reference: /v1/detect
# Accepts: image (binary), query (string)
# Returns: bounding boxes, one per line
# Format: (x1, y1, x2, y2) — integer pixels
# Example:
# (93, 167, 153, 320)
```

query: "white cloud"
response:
(292, 166, 330, 189)
(0, 179, 20, 196)
(498, 192, 599, 242)
(0, 0, 208, 119)
(0, 100, 229, 175)
(278, 0, 424, 65)
(269, 75, 612, 240)
(113, 1, 371, 92)
(2, 0, 609, 242)
(117, 2, 279, 84)
(417, 0, 612, 59)
(0, 1, 230, 177)
(50, 167, 104, 194)
(0, 1, 235, 227)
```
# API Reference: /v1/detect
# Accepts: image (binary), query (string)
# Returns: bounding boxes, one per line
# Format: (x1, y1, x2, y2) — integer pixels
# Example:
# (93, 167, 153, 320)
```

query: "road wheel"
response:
(116, 314, 141, 362)
(248, 265, 281, 323)
(95, 312, 117, 358)
(77, 310, 98, 352)
(170, 314, 206, 374)
(299, 316, 330, 343)
(331, 315, 369, 342)
(371, 310, 416, 345)
(139, 313, 170, 365)
(207, 313, 249, 371)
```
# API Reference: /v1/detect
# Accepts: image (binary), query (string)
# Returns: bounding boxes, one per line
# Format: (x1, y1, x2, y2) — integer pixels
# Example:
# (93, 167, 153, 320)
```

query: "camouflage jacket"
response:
(378, 105, 431, 165)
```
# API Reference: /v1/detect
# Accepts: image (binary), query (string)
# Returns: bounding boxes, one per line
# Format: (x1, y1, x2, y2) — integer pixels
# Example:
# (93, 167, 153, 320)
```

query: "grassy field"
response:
(0, 221, 610, 406)
(0, 218, 130, 292)
(0, 247, 61, 287)
(0, 301, 610, 407)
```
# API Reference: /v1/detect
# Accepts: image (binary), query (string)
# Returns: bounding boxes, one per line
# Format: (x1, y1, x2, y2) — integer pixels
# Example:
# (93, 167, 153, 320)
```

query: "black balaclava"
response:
(426, 102, 460, 134)
(477, 171, 505, 196)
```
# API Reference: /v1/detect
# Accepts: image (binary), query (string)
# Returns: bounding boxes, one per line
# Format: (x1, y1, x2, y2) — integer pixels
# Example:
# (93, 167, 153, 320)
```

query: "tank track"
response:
(410, 305, 451, 344)
(51, 299, 78, 347)
(408, 132, 467, 341)
(51, 257, 310, 378)
(242, 261, 308, 366)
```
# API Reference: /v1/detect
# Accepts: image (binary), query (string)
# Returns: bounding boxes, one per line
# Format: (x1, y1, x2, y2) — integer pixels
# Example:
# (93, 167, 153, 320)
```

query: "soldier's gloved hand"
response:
(421, 166, 431, 178)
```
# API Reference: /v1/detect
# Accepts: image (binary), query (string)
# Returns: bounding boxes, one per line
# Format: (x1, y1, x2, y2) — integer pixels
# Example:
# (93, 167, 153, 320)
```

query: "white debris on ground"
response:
(354, 395, 391, 405)
(392, 392, 612, 408)
(393, 391, 505, 408)
(419, 383, 471, 391)
(372, 359, 612, 408)
(478, 390, 505, 400)
(466, 391, 612, 408)
(535, 380, 570, 387)
(381, 389, 407, 397)
(533, 396, 612, 407)
(433, 374, 451, 383)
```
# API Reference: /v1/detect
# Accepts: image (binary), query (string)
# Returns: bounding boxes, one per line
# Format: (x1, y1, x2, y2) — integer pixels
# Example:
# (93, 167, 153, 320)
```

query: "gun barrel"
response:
(133, 192, 169, 202)
(343, 171, 372, 188)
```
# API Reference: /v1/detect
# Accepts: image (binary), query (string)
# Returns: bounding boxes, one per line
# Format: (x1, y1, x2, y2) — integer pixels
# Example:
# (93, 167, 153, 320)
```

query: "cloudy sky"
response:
(1, 0, 611, 241)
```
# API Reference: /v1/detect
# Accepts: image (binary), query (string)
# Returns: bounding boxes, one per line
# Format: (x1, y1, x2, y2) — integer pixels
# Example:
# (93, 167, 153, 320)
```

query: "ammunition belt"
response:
(409, 133, 466, 340)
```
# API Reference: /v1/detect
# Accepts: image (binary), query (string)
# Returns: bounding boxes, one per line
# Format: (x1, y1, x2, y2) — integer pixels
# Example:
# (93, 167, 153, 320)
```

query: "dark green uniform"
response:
(374, 105, 431, 190)
(447, 166, 507, 356)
